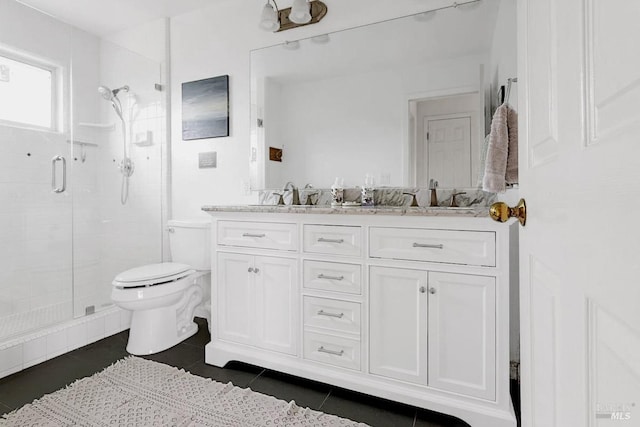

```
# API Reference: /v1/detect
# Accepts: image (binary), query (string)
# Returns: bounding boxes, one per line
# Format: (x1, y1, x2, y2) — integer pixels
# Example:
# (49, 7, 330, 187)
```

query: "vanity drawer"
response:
(303, 225, 362, 257)
(303, 331, 361, 371)
(369, 227, 495, 266)
(303, 260, 362, 294)
(303, 296, 361, 335)
(217, 221, 298, 251)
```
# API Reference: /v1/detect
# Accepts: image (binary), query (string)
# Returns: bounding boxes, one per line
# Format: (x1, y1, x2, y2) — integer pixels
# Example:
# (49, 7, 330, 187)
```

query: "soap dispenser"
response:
(331, 177, 344, 207)
(361, 174, 375, 207)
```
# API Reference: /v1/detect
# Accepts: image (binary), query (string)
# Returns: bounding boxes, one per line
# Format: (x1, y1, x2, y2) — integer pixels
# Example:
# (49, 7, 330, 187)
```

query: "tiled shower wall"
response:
(0, 0, 167, 342)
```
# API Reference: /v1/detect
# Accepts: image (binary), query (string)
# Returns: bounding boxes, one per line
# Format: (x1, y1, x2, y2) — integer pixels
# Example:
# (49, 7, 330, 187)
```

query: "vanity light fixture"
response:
(259, 0, 280, 31)
(259, 0, 328, 32)
(289, 0, 312, 24)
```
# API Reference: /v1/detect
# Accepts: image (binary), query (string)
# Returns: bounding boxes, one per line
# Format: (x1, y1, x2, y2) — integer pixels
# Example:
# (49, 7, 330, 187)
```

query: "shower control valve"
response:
(119, 157, 135, 177)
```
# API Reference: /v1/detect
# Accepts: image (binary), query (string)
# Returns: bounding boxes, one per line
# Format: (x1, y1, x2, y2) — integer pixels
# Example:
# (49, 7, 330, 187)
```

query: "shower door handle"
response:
(51, 155, 67, 193)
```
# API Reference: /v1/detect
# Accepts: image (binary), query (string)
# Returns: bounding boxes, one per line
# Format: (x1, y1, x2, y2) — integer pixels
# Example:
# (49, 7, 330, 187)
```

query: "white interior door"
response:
(519, 0, 640, 426)
(426, 117, 471, 188)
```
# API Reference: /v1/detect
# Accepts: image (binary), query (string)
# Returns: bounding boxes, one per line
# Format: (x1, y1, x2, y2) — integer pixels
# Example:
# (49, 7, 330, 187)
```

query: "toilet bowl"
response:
(111, 220, 211, 355)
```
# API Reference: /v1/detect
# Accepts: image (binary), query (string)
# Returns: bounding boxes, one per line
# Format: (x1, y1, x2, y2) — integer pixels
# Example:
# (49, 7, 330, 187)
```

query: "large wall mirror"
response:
(250, 0, 515, 190)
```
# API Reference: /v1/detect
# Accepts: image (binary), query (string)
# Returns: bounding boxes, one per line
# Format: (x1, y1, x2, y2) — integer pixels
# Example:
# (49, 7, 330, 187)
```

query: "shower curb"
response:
(0, 307, 131, 380)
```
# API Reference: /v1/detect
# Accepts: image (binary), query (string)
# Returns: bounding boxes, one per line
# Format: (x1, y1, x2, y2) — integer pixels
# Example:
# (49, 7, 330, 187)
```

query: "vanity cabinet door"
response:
(369, 266, 428, 385)
(217, 253, 297, 355)
(254, 256, 298, 355)
(217, 252, 253, 345)
(427, 272, 496, 400)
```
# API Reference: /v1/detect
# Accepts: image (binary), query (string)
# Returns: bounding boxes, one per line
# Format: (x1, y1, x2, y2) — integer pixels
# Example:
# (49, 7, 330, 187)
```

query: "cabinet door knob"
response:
(248, 267, 254, 273)
(419, 286, 426, 293)
(429, 287, 437, 294)
(253, 267, 260, 274)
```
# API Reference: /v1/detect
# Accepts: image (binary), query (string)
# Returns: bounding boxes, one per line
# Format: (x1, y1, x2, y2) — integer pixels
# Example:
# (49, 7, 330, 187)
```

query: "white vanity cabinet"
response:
(370, 267, 496, 400)
(204, 209, 518, 427)
(215, 220, 298, 356)
(217, 252, 297, 355)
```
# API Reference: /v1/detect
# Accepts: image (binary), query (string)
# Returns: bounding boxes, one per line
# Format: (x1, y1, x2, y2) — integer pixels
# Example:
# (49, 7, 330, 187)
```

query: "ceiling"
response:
(15, 0, 219, 36)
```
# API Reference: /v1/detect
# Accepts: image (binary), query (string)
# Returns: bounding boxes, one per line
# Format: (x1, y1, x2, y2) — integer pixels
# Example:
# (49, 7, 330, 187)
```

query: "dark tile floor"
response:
(0, 319, 518, 426)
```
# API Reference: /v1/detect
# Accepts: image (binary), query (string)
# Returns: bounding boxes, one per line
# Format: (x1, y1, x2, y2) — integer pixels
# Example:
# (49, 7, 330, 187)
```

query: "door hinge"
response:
(510, 361, 520, 382)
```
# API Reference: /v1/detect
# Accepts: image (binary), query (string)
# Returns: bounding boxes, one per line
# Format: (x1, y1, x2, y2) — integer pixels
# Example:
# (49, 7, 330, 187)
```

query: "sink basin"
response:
(244, 204, 479, 211)
(378, 206, 476, 211)
(247, 204, 323, 208)
(423, 206, 476, 210)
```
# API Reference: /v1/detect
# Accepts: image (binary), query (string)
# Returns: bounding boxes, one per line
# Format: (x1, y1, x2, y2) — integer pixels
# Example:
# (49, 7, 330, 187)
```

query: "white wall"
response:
(489, 0, 517, 111)
(170, 0, 469, 219)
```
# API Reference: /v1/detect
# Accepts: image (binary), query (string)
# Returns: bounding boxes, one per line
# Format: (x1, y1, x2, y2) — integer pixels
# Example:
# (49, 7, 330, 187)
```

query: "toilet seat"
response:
(113, 262, 194, 288)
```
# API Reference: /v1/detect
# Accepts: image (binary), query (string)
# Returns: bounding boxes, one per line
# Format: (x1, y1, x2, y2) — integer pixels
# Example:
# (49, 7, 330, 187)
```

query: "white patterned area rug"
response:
(0, 356, 368, 426)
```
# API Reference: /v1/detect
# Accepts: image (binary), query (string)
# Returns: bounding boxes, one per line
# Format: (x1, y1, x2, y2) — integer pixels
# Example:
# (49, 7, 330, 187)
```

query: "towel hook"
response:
(503, 77, 518, 106)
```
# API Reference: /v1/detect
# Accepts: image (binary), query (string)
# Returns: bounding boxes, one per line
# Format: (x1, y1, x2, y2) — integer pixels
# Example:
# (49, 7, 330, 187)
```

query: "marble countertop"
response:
(201, 205, 489, 217)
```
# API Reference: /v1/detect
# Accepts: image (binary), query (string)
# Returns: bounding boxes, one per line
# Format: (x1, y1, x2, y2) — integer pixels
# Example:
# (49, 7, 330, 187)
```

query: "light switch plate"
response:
(199, 151, 217, 168)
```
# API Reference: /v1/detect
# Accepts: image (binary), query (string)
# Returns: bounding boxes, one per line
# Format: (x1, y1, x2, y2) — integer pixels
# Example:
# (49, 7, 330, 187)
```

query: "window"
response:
(0, 51, 57, 130)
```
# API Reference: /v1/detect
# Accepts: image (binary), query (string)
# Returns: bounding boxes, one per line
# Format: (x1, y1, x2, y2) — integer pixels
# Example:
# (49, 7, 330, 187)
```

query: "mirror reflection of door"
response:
(413, 92, 480, 188)
(425, 116, 472, 188)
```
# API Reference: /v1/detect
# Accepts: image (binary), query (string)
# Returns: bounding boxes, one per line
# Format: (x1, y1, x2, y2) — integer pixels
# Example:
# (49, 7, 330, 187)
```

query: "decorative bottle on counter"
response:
(331, 177, 344, 207)
(361, 174, 375, 207)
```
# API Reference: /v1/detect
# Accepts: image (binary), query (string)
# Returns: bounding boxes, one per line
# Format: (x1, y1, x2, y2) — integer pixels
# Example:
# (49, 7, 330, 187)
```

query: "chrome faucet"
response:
(283, 181, 300, 205)
(449, 190, 467, 208)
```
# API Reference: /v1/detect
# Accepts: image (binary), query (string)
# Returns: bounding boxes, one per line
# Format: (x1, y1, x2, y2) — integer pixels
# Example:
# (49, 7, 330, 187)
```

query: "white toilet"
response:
(111, 220, 211, 355)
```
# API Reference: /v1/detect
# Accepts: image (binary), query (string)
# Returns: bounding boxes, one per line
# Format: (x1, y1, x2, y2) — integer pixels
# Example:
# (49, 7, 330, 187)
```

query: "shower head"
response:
(98, 85, 130, 122)
(98, 85, 113, 101)
(98, 85, 130, 101)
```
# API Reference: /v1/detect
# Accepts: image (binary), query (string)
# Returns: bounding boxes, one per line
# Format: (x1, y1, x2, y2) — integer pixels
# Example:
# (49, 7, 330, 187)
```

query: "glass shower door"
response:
(0, 1, 74, 340)
(71, 34, 164, 317)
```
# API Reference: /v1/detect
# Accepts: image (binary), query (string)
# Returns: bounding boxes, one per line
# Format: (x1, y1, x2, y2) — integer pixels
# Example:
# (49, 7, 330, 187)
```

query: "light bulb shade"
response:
(289, 0, 311, 24)
(259, 2, 279, 31)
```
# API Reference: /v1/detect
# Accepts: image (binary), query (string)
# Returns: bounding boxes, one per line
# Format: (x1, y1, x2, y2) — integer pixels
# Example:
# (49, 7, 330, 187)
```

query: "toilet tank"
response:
(167, 220, 211, 271)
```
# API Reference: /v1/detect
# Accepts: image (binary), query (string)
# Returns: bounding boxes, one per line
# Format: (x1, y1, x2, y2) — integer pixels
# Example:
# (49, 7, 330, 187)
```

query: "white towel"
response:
(482, 104, 518, 192)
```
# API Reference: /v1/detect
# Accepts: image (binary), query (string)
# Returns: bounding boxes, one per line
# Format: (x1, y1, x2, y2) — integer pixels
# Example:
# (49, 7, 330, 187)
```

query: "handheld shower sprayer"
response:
(98, 85, 129, 101)
(98, 85, 129, 122)
(98, 84, 134, 204)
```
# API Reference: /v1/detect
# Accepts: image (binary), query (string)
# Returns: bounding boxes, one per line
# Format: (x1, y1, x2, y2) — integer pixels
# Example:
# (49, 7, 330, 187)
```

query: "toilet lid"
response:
(113, 263, 192, 287)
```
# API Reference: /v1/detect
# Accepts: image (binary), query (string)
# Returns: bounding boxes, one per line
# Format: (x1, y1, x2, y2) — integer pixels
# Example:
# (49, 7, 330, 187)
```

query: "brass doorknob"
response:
(489, 198, 526, 226)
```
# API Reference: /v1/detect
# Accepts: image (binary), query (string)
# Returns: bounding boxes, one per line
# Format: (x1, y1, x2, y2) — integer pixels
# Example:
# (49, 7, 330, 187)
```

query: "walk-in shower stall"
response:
(0, 0, 167, 375)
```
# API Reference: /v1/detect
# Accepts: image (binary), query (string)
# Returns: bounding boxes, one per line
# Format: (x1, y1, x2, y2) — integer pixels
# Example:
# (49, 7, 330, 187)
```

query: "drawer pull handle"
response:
(317, 274, 344, 281)
(412, 242, 444, 249)
(318, 346, 344, 356)
(317, 310, 344, 319)
(318, 237, 344, 244)
(243, 233, 266, 238)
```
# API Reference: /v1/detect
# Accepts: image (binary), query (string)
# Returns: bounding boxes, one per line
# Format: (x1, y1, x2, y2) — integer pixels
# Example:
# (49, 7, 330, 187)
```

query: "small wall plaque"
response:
(199, 151, 217, 168)
(269, 147, 283, 162)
